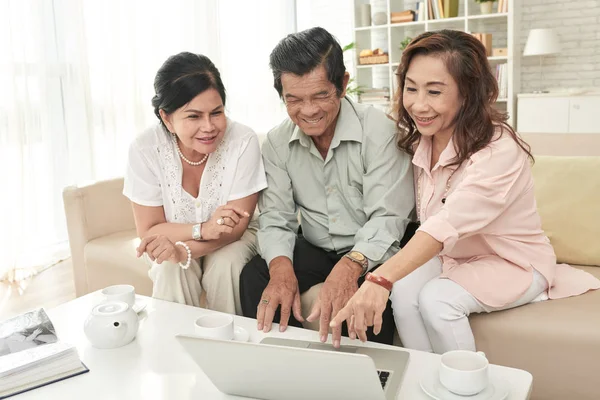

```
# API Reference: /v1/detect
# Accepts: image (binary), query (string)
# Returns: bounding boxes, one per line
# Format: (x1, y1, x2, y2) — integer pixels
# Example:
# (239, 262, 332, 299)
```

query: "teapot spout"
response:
(109, 321, 128, 339)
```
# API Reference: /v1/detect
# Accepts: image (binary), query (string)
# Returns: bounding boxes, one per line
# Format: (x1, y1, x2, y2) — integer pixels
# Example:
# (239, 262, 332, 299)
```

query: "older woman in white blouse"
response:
(123, 52, 267, 315)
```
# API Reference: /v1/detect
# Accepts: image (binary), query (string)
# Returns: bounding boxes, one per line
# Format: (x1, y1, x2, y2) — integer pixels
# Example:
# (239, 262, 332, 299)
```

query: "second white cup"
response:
(101, 284, 135, 308)
(439, 350, 489, 396)
(194, 314, 234, 340)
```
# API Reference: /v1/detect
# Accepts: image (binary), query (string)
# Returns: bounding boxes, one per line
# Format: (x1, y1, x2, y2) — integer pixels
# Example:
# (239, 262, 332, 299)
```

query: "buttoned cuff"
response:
(418, 214, 459, 255)
(262, 244, 294, 268)
(352, 233, 397, 271)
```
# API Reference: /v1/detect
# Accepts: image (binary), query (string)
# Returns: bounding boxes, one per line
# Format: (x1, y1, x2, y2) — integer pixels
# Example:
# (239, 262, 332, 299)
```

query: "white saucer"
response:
(233, 326, 250, 342)
(420, 370, 508, 400)
(132, 298, 147, 314)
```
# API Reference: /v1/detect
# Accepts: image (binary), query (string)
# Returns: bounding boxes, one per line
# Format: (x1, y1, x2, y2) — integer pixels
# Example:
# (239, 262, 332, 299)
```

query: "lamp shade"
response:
(523, 29, 561, 56)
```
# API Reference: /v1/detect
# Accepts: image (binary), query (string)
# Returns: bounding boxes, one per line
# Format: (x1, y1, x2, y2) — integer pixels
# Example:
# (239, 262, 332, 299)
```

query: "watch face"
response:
(192, 224, 201, 239)
(350, 251, 366, 262)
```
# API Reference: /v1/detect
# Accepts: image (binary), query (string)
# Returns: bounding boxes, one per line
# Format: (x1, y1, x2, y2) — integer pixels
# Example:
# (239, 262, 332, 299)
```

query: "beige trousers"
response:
(146, 228, 258, 315)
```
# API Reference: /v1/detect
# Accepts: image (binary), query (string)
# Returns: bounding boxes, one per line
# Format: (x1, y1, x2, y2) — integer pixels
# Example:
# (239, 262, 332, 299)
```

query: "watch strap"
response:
(344, 252, 368, 277)
(365, 272, 393, 292)
(192, 223, 202, 241)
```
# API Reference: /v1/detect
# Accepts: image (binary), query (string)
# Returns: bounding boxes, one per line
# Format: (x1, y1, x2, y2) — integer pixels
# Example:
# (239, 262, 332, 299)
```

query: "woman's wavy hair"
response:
(393, 30, 533, 165)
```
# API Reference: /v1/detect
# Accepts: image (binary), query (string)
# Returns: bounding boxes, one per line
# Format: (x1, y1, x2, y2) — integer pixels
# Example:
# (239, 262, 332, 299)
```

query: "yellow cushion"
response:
(532, 156, 600, 266)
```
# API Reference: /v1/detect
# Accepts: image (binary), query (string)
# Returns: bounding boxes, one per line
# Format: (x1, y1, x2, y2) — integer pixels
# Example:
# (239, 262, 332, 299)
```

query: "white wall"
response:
(296, 0, 355, 73)
(520, 0, 600, 93)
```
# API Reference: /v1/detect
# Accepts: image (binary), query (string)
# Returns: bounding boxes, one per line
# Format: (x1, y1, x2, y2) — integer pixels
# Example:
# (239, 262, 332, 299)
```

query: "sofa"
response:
(63, 140, 600, 400)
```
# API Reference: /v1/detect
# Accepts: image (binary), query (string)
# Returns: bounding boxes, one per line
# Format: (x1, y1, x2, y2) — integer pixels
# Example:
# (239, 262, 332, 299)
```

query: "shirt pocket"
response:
(347, 185, 363, 198)
(344, 184, 365, 220)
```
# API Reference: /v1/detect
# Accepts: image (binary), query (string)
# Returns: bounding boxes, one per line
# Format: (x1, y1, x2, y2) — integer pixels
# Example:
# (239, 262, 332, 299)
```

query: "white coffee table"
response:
(13, 292, 532, 399)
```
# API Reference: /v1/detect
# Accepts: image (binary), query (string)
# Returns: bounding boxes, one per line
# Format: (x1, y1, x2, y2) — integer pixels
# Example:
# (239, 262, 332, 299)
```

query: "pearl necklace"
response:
(172, 134, 208, 166)
(416, 167, 458, 222)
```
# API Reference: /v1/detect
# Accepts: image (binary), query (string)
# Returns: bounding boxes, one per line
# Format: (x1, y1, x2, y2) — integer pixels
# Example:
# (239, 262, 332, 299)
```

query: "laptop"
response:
(176, 334, 410, 400)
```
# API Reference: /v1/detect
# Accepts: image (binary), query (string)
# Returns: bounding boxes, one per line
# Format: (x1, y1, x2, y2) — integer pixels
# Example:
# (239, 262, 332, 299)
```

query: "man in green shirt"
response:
(240, 27, 414, 347)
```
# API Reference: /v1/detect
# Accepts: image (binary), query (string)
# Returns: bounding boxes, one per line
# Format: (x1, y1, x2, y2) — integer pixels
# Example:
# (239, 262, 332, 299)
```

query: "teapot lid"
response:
(92, 301, 129, 316)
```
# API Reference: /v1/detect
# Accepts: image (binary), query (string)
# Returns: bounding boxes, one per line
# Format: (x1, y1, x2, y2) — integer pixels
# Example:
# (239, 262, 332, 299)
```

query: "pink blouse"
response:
(415, 130, 600, 307)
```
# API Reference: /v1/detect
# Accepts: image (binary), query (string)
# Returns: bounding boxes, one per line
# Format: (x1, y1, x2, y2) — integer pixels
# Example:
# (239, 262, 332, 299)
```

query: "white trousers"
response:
(146, 228, 257, 315)
(390, 256, 548, 354)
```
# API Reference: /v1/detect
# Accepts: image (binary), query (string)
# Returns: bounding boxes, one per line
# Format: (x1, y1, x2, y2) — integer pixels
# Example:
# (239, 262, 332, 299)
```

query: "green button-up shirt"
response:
(258, 98, 414, 269)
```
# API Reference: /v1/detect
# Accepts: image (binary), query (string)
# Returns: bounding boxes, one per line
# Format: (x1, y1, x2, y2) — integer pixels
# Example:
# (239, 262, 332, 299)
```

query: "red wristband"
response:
(365, 272, 393, 292)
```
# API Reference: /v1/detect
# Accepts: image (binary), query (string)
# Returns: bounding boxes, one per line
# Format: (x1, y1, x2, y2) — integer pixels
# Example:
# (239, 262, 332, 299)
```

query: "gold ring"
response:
(261, 299, 269, 305)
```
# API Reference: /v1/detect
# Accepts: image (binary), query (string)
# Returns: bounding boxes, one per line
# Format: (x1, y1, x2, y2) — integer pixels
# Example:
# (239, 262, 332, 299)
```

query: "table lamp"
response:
(523, 28, 561, 93)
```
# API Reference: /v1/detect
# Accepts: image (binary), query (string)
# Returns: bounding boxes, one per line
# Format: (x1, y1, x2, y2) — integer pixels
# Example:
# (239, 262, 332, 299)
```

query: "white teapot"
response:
(84, 301, 139, 349)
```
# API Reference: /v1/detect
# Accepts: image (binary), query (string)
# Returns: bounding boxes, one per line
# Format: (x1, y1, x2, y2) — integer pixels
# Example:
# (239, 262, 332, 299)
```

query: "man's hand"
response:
(256, 257, 304, 333)
(306, 257, 362, 348)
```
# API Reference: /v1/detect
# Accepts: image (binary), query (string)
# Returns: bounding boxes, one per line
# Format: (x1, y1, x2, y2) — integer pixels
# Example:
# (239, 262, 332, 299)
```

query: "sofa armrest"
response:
(63, 177, 136, 296)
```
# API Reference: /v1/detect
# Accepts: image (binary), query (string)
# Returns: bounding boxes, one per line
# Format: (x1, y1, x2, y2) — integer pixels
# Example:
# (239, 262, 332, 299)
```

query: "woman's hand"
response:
(136, 234, 186, 264)
(201, 205, 250, 240)
(329, 281, 390, 342)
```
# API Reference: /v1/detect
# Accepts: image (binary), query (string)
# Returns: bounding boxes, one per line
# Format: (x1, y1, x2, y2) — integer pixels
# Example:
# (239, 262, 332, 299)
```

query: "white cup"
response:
(194, 314, 234, 340)
(439, 350, 489, 396)
(101, 285, 135, 307)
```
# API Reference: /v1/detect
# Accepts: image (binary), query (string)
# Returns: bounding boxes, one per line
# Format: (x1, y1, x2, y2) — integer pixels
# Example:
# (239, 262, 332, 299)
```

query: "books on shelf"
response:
(472, 33, 493, 56)
(495, 63, 508, 100)
(391, 10, 415, 24)
(0, 309, 88, 399)
(497, 0, 509, 13)
(426, 0, 458, 20)
(415, 2, 426, 22)
(359, 88, 391, 105)
(443, 0, 459, 18)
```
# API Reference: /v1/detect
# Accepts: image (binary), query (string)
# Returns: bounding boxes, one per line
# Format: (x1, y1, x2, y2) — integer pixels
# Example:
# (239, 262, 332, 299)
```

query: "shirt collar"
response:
(412, 135, 458, 172)
(289, 97, 362, 148)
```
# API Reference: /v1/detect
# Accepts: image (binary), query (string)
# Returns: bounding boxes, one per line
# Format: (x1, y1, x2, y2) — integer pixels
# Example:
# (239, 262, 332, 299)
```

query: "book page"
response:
(0, 309, 57, 357)
(0, 342, 74, 378)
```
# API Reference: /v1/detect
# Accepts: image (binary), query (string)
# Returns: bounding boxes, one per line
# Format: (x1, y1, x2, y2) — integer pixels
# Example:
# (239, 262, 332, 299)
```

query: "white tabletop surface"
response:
(13, 293, 532, 399)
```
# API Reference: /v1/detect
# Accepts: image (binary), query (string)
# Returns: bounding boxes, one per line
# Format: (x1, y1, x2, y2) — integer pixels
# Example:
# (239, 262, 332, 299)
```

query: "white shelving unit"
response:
(352, 0, 520, 125)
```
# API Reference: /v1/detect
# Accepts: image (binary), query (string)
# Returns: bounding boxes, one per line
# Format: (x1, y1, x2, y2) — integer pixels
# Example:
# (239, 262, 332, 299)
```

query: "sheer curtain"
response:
(0, 0, 294, 282)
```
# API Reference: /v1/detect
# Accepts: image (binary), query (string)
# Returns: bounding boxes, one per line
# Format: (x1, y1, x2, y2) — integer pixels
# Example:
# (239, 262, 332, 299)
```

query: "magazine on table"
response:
(0, 308, 88, 398)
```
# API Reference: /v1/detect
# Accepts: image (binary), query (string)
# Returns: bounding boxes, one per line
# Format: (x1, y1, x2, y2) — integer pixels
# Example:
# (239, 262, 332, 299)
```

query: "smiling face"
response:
(160, 88, 227, 157)
(281, 64, 349, 139)
(402, 54, 462, 141)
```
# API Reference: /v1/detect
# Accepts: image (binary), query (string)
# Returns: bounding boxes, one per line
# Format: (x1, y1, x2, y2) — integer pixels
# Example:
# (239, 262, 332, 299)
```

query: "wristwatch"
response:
(344, 251, 369, 277)
(192, 223, 202, 241)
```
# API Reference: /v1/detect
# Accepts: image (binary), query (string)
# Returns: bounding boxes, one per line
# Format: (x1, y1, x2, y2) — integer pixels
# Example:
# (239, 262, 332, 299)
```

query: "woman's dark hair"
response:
(394, 30, 533, 165)
(152, 52, 226, 128)
(269, 27, 346, 97)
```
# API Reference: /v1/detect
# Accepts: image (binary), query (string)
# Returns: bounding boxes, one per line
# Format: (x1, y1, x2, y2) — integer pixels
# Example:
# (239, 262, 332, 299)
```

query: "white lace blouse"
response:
(123, 118, 267, 224)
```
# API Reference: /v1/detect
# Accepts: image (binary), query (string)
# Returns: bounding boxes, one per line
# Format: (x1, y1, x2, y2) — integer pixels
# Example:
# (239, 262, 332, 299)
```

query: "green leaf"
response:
(342, 42, 355, 52)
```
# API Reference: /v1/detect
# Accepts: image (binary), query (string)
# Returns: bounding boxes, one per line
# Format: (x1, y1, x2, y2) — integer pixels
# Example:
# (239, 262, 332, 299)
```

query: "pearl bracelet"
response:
(175, 241, 191, 270)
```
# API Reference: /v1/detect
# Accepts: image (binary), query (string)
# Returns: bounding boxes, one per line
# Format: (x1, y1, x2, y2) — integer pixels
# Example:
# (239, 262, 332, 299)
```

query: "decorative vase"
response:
(360, 4, 371, 27)
(480, 2, 493, 14)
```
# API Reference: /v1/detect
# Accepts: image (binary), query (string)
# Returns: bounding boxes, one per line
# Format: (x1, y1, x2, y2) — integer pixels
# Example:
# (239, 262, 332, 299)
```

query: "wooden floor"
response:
(0, 259, 76, 320)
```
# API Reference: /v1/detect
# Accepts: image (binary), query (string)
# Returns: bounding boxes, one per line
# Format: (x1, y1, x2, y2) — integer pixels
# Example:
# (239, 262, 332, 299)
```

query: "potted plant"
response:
(399, 36, 413, 52)
(475, 0, 495, 15)
(342, 43, 364, 98)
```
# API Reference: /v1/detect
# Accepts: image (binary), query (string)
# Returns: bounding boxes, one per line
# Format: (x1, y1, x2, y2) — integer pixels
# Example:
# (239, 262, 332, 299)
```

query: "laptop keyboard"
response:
(377, 370, 391, 389)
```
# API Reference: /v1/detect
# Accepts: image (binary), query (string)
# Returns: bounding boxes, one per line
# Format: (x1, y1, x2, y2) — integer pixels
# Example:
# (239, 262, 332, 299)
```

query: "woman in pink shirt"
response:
(331, 30, 599, 353)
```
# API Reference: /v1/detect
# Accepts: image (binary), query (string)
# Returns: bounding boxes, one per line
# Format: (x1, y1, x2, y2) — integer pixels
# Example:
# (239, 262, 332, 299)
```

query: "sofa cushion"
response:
(471, 265, 600, 400)
(532, 156, 600, 267)
(84, 229, 152, 295)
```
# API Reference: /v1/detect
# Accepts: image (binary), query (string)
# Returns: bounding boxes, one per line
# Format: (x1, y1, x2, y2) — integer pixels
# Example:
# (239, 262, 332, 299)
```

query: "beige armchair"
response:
(63, 178, 151, 297)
